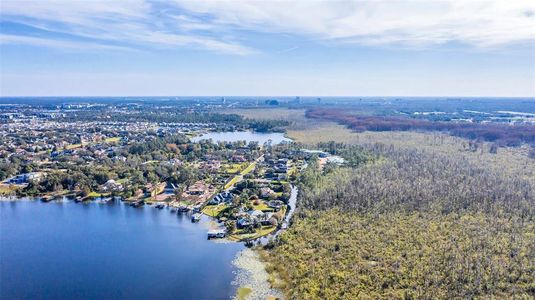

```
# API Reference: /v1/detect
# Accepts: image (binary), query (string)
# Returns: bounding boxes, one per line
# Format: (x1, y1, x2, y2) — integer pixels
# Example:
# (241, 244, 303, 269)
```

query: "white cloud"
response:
(0, 0, 534, 54)
(0, 0, 254, 55)
(0, 34, 136, 52)
(173, 0, 535, 47)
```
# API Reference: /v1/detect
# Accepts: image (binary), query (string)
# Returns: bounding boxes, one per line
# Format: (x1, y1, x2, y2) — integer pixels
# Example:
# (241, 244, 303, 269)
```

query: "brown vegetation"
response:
(262, 142, 535, 299)
(306, 108, 535, 146)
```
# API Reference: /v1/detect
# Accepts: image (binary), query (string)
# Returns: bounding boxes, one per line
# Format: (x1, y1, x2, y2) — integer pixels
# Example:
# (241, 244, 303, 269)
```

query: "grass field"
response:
(104, 137, 120, 143)
(202, 204, 228, 217)
(65, 143, 82, 150)
(240, 162, 256, 176)
(224, 176, 240, 190)
(116, 178, 128, 184)
(87, 191, 110, 198)
(0, 184, 19, 195)
(251, 200, 273, 212)
(229, 226, 277, 241)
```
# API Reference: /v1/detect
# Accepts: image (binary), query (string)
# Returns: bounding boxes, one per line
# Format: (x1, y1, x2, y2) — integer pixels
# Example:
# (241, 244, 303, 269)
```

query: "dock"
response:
(40, 195, 54, 202)
(207, 229, 226, 239)
(130, 200, 144, 208)
(191, 213, 201, 223)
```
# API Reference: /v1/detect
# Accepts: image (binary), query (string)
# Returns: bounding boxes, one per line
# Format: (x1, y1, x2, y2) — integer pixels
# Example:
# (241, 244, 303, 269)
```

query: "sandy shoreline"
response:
(232, 248, 283, 300)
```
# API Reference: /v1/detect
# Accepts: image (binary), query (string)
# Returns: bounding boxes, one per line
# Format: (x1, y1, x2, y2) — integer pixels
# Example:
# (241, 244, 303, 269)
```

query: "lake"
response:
(191, 131, 291, 145)
(0, 200, 243, 300)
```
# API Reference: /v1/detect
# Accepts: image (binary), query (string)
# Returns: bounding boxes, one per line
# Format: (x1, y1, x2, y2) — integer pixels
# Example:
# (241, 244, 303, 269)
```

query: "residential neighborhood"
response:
(0, 102, 341, 241)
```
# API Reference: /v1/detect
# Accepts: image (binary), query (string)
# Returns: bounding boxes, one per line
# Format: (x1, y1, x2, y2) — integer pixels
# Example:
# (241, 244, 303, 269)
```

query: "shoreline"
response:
(232, 248, 283, 300)
(2, 191, 289, 300)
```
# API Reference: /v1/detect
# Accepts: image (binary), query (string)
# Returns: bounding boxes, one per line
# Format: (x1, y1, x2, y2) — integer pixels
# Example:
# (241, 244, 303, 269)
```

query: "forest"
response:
(306, 108, 535, 146)
(261, 142, 535, 299)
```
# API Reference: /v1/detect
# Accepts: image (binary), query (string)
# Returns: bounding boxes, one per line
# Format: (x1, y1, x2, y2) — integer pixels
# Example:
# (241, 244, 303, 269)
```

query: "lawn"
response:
(202, 204, 228, 217)
(65, 143, 82, 150)
(116, 178, 128, 184)
(224, 163, 246, 174)
(288, 166, 298, 176)
(0, 184, 19, 195)
(251, 200, 273, 212)
(87, 191, 110, 198)
(224, 176, 240, 190)
(240, 162, 256, 175)
(225, 168, 239, 174)
(104, 137, 120, 143)
(229, 226, 277, 241)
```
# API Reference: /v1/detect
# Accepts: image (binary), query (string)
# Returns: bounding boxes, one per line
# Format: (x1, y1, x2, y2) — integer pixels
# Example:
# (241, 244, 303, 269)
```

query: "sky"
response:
(0, 0, 534, 97)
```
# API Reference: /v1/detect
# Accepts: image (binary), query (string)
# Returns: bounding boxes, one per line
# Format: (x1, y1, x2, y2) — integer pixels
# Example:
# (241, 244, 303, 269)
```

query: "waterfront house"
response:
(4, 172, 43, 185)
(164, 182, 177, 194)
(101, 179, 123, 192)
(186, 181, 207, 196)
(268, 200, 284, 211)
(237, 216, 255, 229)
(208, 192, 234, 205)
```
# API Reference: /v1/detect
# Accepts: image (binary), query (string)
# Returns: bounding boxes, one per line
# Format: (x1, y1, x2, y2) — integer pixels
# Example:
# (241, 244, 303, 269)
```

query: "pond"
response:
(191, 131, 291, 145)
(0, 200, 243, 300)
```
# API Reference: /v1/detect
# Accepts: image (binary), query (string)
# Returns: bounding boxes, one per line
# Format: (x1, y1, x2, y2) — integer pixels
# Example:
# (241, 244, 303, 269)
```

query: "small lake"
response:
(0, 200, 243, 300)
(191, 131, 291, 145)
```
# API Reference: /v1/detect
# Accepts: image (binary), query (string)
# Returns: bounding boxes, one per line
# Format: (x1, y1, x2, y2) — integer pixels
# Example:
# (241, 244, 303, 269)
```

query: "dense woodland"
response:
(306, 108, 535, 146)
(262, 143, 535, 299)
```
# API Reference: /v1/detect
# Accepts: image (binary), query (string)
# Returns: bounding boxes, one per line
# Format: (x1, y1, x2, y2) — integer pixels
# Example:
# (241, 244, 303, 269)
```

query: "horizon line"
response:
(1, 95, 534, 99)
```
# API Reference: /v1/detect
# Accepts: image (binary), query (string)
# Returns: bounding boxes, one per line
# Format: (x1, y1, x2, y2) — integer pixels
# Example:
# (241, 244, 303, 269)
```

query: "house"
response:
(248, 209, 265, 219)
(231, 155, 246, 162)
(259, 212, 275, 226)
(301, 149, 329, 158)
(186, 181, 207, 196)
(112, 156, 127, 162)
(168, 158, 182, 166)
(164, 182, 177, 194)
(277, 173, 288, 181)
(208, 192, 234, 205)
(5, 172, 43, 185)
(200, 160, 220, 172)
(101, 179, 123, 192)
(260, 187, 274, 199)
(273, 162, 288, 173)
(237, 216, 255, 229)
(268, 200, 284, 211)
(326, 156, 345, 165)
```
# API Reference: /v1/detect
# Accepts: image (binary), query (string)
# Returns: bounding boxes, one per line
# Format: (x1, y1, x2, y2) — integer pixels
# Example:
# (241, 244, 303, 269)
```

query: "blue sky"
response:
(1, 0, 534, 97)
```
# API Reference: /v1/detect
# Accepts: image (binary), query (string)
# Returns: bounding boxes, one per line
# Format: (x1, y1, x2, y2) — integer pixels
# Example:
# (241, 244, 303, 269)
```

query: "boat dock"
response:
(207, 229, 226, 239)
(191, 213, 201, 223)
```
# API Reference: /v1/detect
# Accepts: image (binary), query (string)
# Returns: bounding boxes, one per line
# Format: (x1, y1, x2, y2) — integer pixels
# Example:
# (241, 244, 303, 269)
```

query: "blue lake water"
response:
(0, 200, 243, 300)
(191, 131, 291, 145)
